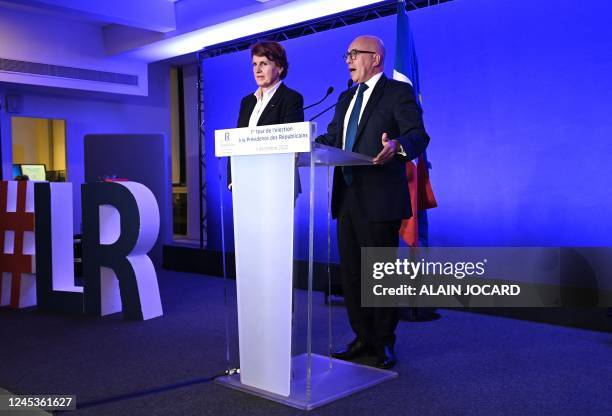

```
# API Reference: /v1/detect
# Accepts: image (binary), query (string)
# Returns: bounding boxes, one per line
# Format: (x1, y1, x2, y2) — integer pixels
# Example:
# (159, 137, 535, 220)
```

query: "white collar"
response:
(361, 71, 383, 91)
(254, 80, 282, 100)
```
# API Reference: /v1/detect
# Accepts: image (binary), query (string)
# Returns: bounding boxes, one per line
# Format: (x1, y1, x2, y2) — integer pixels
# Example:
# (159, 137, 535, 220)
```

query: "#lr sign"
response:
(0, 180, 163, 321)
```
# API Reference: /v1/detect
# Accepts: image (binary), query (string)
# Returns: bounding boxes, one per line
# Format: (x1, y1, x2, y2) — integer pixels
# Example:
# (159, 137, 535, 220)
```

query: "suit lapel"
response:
(354, 74, 387, 147)
(257, 83, 285, 126)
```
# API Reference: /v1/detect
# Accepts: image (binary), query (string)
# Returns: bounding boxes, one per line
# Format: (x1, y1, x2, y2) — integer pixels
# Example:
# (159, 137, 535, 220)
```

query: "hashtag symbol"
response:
(0, 180, 36, 308)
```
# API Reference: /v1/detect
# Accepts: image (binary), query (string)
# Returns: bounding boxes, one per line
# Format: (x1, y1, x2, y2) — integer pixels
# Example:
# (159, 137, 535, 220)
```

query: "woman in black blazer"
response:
(228, 41, 304, 188)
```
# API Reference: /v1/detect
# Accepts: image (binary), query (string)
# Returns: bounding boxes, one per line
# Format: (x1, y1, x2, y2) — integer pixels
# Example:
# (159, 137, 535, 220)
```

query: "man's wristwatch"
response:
(394, 140, 406, 156)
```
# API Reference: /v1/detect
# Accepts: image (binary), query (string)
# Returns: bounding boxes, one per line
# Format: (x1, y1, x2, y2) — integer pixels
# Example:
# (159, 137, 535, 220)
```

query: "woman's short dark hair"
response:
(251, 41, 289, 80)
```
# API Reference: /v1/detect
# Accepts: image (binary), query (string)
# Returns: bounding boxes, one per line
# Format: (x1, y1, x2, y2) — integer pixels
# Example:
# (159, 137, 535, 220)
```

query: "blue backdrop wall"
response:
(203, 0, 612, 262)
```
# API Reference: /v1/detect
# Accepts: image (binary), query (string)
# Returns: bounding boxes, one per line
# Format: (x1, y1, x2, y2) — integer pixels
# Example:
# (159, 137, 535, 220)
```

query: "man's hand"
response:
(373, 132, 398, 165)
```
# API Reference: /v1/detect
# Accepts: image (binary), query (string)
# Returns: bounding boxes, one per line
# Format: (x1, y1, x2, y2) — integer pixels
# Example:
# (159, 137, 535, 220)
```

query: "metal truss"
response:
(196, 63, 207, 249)
(197, 0, 452, 59)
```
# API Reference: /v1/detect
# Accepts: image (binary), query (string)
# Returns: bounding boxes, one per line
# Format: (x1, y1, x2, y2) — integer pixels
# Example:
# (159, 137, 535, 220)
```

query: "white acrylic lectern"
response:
(213, 121, 397, 410)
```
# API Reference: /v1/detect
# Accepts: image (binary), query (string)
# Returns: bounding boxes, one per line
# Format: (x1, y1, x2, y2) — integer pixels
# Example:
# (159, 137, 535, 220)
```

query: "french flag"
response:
(393, 1, 437, 247)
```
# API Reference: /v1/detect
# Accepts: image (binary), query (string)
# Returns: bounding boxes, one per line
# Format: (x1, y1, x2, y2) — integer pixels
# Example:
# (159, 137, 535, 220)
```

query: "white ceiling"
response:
(0, 0, 383, 62)
(0, 0, 295, 31)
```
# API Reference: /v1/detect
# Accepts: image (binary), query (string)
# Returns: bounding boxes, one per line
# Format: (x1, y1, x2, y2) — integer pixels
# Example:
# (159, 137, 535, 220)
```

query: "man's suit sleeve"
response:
(393, 85, 430, 161)
(315, 92, 344, 147)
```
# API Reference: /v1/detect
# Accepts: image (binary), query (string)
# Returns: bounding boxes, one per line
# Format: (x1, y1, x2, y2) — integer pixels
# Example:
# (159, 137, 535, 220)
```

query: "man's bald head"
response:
(346, 35, 385, 83)
(352, 35, 386, 63)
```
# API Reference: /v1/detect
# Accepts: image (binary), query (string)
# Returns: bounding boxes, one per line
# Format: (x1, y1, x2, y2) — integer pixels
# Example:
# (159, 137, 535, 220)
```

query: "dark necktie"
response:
(343, 83, 369, 185)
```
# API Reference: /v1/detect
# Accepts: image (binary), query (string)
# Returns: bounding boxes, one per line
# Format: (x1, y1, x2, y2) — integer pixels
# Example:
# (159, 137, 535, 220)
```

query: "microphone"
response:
(310, 79, 354, 122)
(303, 86, 334, 110)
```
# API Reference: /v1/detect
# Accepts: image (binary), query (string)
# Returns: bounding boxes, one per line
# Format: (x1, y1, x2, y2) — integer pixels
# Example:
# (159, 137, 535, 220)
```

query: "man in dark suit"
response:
(316, 35, 430, 369)
(228, 41, 303, 188)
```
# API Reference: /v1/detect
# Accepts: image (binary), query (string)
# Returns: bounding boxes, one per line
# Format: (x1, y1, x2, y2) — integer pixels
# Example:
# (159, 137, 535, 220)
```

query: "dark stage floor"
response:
(1, 270, 611, 415)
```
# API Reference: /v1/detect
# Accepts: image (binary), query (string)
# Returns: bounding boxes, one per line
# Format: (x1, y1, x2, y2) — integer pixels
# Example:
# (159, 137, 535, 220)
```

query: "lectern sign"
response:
(215, 121, 314, 157)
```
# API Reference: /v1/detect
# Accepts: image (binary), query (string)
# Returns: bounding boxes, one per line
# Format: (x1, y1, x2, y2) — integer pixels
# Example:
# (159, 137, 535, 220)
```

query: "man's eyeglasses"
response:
(343, 49, 376, 61)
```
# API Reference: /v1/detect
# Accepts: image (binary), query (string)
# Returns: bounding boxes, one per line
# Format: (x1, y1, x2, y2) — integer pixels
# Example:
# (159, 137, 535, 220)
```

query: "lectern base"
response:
(215, 353, 398, 410)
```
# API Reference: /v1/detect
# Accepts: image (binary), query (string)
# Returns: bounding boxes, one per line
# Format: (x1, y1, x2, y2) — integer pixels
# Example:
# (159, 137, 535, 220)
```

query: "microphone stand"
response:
(303, 87, 334, 111)
(310, 80, 354, 122)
